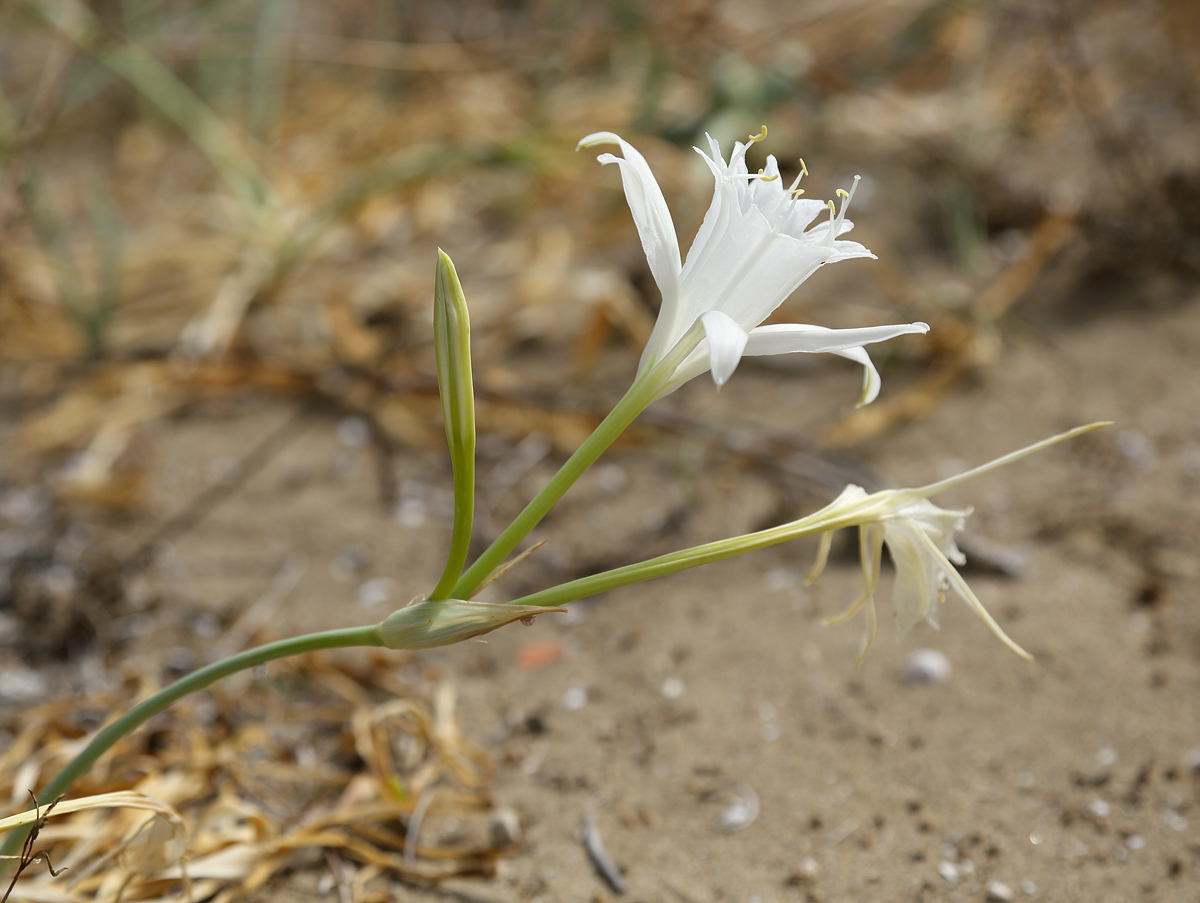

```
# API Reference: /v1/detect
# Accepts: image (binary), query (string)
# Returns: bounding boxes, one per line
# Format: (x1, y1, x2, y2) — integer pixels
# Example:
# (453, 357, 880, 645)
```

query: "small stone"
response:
(491, 808, 522, 847)
(563, 686, 588, 710)
(904, 649, 951, 685)
(1020, 880, 1037, 895)
(356, 577, 398, 608)
(937, 861, 958, 888)
(986, 879, 1015, 902)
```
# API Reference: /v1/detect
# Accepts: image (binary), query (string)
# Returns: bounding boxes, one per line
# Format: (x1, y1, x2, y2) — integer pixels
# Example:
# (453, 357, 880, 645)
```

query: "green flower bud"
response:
(429, 250, 477, 600)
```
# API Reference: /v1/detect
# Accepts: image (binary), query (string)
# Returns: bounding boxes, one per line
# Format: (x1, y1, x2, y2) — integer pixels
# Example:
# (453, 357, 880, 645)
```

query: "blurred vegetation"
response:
(0, 0, 1198, 627)
(2, 1, 1199, 892)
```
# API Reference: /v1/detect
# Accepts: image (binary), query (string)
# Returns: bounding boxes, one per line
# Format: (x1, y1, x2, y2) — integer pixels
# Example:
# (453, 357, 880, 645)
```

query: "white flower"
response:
(578, 129, 929, 402)
(804, 423, 1109, 663)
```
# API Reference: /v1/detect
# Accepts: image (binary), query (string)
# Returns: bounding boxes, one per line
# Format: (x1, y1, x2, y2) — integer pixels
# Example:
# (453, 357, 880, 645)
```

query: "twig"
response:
(1, 792, 66, 903)
(581, 809, 626, 895)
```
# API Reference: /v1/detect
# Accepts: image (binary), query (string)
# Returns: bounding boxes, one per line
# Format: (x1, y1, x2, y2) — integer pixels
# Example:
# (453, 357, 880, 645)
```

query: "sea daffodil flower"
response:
(578, 130, 929, 402)
(806, 423, 1109, 663)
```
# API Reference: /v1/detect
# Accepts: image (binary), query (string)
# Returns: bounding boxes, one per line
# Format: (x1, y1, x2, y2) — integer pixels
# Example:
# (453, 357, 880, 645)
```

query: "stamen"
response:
(748, 125, 768, 143)
(755, 168, 779, 183)
(832, 174, 861, 238)
(798, 158, 809, 177)
(790, 188, 805, 197)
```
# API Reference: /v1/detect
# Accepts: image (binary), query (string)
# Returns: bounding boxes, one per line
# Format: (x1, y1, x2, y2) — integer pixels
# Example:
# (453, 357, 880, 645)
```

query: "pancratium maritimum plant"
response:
(1, 130, 1106, 878)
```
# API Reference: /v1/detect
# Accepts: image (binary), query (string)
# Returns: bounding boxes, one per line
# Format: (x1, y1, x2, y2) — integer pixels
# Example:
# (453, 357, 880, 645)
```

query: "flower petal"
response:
(578, 132, 682, 343)
(830, 345, 881, 407)
(883, 519, 942, 639)
(912, 528, 1033, 661)
(700, 310, 749, 387)
(743, 321, 928, 406)
(743, 321, 929, 356)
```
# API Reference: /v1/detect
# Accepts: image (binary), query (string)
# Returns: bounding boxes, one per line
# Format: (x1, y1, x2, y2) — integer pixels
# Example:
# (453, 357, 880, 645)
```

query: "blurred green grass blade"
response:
(428, 250, 477, 602)
(82, 179, 123, 356)
(248, 0, 294, 140)
(18, 170, 84, 312)
(32, 0, 272, 214)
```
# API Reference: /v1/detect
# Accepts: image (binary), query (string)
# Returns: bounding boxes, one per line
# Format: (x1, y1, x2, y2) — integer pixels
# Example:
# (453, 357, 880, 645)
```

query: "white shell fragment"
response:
(903, 648, 952, 685)
(986, 879, 1015, 902)
(563, 686, 588, 710)
(718, 781, 760, 834)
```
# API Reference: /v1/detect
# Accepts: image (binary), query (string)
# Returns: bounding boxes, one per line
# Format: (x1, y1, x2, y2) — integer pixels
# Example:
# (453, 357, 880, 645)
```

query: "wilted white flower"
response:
(806, 423, 1109, 663)
(578, 129, 928, 402)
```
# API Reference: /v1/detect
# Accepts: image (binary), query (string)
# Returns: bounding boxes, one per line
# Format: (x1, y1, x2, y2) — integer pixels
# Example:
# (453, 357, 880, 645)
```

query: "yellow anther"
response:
(748, 125, 768, 143)
(798, 158, 809, 176)
(790, 188, 806, 197)
(827, 200, 837, 215)
(755, 168, 779, 183)
(836, 188, 850, 199)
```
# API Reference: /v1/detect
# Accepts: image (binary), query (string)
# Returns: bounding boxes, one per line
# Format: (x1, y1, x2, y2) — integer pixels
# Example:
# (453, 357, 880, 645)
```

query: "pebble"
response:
(490, 808, 522, 847)
(903, 649, 952, 685)
(0, 666, 48, 702)
(986, 880, 1015, 902)
(356, 576, 398, 608)
(563, 686, 588, 710)
(937, 860, 959, 888)
(661, 676, 685, 699)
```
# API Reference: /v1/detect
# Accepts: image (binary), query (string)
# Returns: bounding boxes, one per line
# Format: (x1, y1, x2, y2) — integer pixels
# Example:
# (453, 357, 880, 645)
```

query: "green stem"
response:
(509, 503, 846, 609)
(449, 377, 657, 600)
(0, 625, 382, 868)
(450, 320, 708, 601)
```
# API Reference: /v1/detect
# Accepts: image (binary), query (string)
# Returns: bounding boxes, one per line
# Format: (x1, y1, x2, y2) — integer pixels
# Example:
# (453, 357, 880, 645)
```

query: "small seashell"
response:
(903, 649, 951, 685)
(985, 879, 1015, 902)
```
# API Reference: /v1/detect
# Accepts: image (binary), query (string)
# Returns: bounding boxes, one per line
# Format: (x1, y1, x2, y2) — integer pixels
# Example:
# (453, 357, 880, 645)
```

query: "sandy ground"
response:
(23, 284, 1190, 903)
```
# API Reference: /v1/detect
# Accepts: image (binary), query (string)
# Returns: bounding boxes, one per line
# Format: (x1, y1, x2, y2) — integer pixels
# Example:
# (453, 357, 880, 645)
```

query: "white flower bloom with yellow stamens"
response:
(578, 128, 929, 402)
(806, 423, 1111, 664)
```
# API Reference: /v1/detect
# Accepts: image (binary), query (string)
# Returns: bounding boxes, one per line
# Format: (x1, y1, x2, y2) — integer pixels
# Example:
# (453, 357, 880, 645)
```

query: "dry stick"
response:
(1, 794, 66, 903)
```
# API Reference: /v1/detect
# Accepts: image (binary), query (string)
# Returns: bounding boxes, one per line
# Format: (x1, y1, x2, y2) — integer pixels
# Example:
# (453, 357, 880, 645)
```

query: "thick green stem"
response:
(0, 625, 382, 868)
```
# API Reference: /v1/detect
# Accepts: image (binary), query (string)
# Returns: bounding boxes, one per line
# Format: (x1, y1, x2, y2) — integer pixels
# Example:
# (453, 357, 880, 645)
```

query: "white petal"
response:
(742, 321, 927, 404)
(910, 422, 1111, 499)
(831, 345, 882, 406)
(911, 528, 1033, 661)
(700, 310, 749, 387)
(884, 521, 942, 639)
(578, 132, 682, 346)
